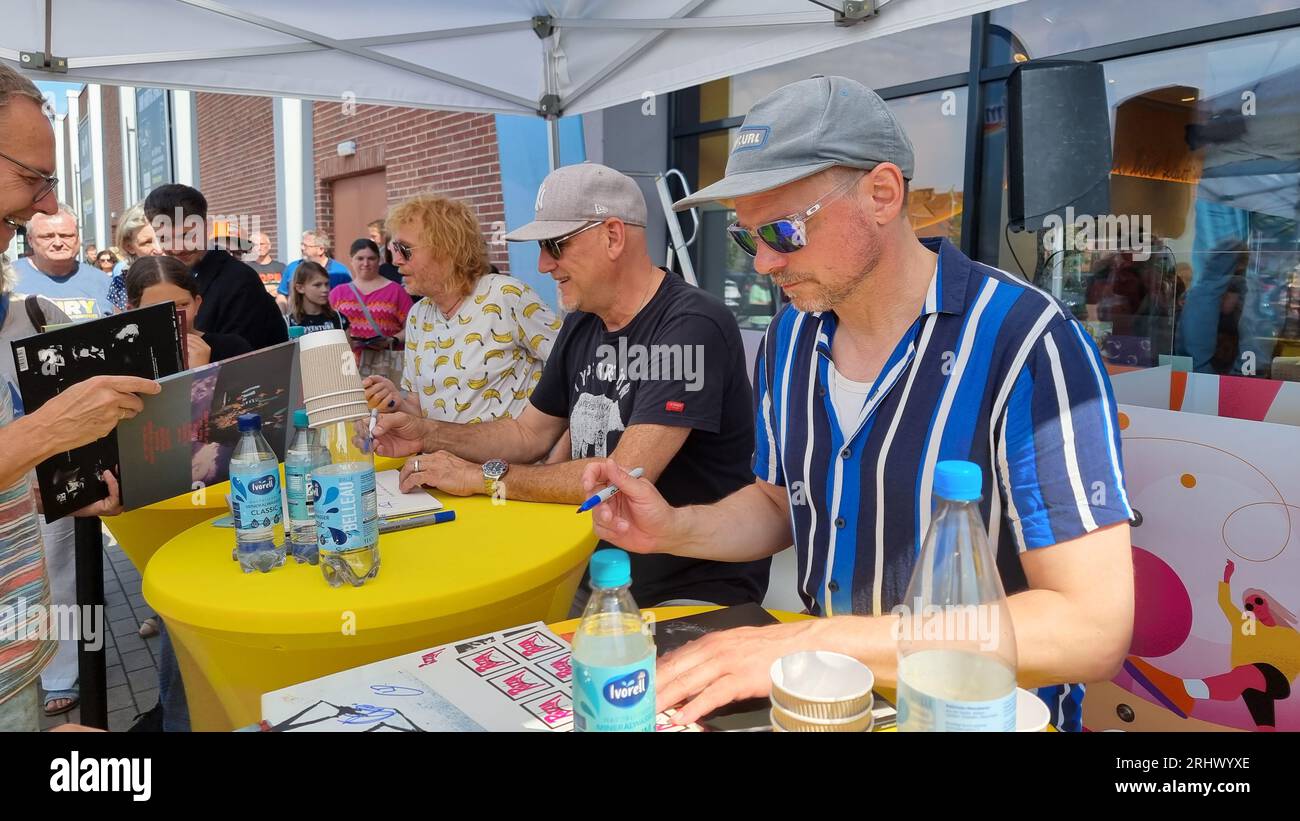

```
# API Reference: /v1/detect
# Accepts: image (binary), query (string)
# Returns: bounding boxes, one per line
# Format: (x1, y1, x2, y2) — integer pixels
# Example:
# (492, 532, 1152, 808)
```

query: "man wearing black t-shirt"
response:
(371, 163, 769, 608)
(145, 185, 288, 351)
(247, 232, 286, 299)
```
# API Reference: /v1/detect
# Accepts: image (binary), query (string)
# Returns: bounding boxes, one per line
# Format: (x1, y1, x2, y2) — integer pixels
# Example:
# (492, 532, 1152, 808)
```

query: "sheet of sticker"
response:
(261, 621, 701, 732)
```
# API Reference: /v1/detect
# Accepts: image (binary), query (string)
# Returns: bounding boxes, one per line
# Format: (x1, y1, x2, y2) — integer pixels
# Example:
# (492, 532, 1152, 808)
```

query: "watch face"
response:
(483, 459, 508, 479)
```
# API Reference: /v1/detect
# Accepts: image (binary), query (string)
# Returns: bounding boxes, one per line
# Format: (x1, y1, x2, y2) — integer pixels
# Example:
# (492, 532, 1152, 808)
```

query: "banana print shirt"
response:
(402, 273, 561, 424)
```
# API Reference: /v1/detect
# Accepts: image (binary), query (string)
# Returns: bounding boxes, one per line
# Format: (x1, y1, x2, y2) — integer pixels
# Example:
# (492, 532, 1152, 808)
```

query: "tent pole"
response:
(547, 117, 561, 171)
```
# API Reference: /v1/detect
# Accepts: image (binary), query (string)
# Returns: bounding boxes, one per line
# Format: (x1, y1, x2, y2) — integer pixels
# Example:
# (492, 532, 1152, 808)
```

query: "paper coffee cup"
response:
(769, 651, 875, 720)
(769, 704, 873, 732)
(297, 329, 369, 428)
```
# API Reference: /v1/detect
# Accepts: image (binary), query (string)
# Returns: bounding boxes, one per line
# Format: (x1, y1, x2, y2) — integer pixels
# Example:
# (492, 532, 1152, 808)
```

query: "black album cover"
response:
(9, 302, 185, 521)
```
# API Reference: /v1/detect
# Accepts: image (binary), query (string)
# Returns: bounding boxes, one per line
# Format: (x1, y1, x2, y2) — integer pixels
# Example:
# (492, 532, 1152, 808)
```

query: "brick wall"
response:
(311, 103, 509, 273)
(195, 93, 278, 252)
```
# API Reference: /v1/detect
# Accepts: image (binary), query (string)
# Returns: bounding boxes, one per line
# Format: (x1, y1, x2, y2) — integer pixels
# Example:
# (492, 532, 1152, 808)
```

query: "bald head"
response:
(27, 209, 83, 274)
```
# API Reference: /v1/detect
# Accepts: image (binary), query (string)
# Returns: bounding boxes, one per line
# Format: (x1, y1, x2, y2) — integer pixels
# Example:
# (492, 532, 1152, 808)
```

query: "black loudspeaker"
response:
(1007, 60, 1112, 232)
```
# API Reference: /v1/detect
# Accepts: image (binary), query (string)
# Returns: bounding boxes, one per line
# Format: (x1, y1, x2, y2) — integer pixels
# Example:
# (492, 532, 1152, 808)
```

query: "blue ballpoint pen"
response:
(379, 509, 456, 533)
(576, 467, 645, 513)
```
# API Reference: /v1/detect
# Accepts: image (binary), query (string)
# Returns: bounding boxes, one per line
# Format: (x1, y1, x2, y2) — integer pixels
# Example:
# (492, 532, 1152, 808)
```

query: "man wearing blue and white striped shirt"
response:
(582, 75, 1134, 731)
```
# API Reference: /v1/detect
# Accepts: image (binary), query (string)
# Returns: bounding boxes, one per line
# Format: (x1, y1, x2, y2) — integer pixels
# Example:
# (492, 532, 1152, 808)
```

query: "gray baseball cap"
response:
(673, 75, 914, 211)
(504, 162, 648, 242)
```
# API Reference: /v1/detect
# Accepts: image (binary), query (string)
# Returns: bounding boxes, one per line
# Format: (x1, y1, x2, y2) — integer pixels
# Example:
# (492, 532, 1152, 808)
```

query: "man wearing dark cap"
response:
(372, 162, 769, 611)
(582, 76, 1135, 730)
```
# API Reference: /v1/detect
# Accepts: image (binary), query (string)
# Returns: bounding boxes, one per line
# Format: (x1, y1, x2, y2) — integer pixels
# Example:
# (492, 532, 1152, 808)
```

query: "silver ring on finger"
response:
(413, 458, 420, 472)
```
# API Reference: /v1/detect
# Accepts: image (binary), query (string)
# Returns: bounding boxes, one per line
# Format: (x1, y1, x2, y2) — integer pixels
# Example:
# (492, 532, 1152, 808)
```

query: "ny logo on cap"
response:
(535, 184, 546, 212)
(594, 203, 608, 215)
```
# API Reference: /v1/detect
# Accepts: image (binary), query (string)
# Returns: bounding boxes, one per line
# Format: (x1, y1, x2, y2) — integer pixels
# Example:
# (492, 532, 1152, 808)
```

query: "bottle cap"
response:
(589, 548, 631, 589)
(237, 413, 262, 433)
(288, 326, 306, 339)
(293, 408, 309, 428)
(934, 460, 981, 502)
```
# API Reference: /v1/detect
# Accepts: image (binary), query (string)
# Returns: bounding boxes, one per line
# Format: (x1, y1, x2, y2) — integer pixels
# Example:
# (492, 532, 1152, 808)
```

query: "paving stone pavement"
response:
(39, 531, 159, 732)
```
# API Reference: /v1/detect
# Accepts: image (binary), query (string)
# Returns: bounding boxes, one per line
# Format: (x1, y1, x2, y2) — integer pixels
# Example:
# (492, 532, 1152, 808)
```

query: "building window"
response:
(995, 26, 1300, 381)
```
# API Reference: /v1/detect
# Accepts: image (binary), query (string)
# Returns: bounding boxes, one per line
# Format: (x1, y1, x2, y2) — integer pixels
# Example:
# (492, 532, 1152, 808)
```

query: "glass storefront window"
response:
(994, 27, 1300, 381)
(683, 88, 967, 331)
(989, 0, 1300, 65)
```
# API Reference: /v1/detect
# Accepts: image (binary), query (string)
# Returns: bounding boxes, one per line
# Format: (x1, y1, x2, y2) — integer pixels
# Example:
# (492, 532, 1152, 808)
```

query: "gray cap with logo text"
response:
(504, 162, 648, 242)
(673, 75, 914, 211)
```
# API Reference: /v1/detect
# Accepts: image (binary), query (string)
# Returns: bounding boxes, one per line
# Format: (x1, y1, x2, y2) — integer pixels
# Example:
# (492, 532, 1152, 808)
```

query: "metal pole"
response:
(654, 171, 698, 286)
(74, 516, 108, 729)
(959, 13, 989, 261)
(44, 0, 53, 59)
(547, 117, 561, 171)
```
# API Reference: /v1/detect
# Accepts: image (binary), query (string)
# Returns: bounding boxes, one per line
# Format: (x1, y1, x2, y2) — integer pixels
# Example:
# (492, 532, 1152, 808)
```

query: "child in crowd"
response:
(126, 256, 252, 365)
(288, 261, 348, 334)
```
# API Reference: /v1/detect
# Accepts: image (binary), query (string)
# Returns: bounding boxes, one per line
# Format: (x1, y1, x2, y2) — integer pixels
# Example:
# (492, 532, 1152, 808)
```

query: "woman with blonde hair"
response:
(106, 202, 162, 312)
(363, 194, 560, 425)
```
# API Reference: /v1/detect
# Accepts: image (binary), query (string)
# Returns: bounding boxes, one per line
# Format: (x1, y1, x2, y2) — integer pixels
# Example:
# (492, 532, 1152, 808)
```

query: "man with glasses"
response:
(0, 61, 161, 732)
(580, 76, 1135, 730)
(372, 163, 770, 612)
(12, 207, 113, 321)
(275, 230, 352, 312)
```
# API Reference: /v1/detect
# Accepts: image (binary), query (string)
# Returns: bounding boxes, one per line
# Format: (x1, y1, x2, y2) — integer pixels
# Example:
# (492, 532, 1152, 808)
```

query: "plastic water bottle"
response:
(571, 549, 656, 732)
(314, 416, 379, 587)
(229, 413, 286, 573)
(896, 461, 1017, 732)
(285, 409, 327, 564)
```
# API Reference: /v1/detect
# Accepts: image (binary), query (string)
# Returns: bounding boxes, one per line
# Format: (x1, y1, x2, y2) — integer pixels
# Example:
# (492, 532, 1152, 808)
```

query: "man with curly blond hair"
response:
(362, 194, 559, 425)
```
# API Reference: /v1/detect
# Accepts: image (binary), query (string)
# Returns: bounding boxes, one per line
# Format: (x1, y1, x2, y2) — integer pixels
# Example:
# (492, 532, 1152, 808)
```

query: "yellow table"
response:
(548, 604, 809, 635)
(144, 486, 599, 731)
(103, 480, 231, 574)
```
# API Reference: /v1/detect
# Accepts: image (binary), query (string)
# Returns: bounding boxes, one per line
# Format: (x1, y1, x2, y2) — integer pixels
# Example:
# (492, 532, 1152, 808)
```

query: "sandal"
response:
(139, 617, 160, 638)
(43, 688, 80, 717)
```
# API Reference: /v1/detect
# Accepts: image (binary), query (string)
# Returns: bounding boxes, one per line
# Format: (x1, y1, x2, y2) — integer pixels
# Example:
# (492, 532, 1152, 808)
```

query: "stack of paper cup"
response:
(769, 651, 875, 732)
(298, 329, 369, 428)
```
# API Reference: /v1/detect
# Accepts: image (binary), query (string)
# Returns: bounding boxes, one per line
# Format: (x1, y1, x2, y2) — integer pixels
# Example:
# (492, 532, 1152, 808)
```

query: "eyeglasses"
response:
(388, 239, 427, 261)
(726, 172, 864, 257)
(0, 149, 58, 205)
(1245, 596, 1266, 611)
(540, 221, 603, 260)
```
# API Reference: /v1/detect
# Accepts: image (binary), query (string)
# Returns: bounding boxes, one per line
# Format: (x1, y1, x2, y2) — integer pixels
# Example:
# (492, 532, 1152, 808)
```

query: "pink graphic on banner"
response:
(1218, 375, 1283, 422)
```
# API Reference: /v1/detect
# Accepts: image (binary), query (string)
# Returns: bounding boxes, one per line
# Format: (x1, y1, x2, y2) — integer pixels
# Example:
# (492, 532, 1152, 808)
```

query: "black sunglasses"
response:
(1245, 596, 1266, 611)
(388, 239, 428, 261)
(726, 172, 864, 257)
(0, 148, 58, 205)
(540, 221, 603, 260)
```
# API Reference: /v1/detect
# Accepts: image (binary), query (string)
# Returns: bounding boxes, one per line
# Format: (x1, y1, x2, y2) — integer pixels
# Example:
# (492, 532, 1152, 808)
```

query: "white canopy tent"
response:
(3, 0, 1021, 165)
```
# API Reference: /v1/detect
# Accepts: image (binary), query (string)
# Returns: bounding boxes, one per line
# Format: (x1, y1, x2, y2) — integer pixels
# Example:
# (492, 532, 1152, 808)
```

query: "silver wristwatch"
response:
(482, 459, 509, 495)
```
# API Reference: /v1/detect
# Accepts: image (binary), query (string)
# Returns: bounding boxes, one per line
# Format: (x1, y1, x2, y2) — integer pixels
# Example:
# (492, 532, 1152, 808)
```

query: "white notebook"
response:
(375, 469, 444, 519)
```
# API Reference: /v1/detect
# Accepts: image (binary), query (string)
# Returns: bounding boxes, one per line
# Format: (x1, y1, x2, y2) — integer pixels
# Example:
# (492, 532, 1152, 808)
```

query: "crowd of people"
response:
(1, 60, 1136, 736)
